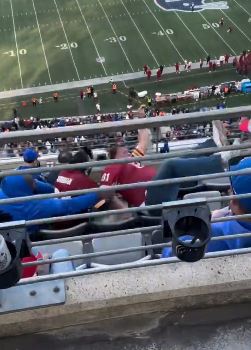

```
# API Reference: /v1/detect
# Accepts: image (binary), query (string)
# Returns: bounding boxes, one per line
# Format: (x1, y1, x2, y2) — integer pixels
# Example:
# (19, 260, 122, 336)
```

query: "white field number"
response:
(56, 42, 78, 50)
(152, 29, 174, 35)
(105, 36, 127, 43)
(3, 49, 27, 57)
(202, 23, 220, 29)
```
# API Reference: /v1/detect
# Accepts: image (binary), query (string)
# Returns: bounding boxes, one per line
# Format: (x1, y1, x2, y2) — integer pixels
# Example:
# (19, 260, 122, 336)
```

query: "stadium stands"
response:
(0, 106, 251, 289)
(1, 105, 251, 347)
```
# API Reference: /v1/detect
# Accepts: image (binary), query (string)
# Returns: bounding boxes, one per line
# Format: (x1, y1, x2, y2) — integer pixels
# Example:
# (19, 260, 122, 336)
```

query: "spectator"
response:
(45, 150, 73, 185)
(0, 175, 104, 232)
(55, 149, 97, 193)
(161, 157, 251, 255)
(17, 148, 52, 188)
(146, 155, 224, 216)
(100, 128, 156, 209)
(160, 140, 169, 153)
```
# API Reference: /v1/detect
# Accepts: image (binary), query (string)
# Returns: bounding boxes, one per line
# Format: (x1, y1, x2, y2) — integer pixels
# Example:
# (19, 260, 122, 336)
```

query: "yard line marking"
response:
(53, 0, 80, 80)
(75, 0, 107, 75)
(141, 0, 185, 62)
(97, 0, 134, 71)
(232, 0, 251, 17)
(199, 12, 237, 56)
(9, 0, 23, 88)
(174, 11, 208, 55)
(120, 0, 159, 66)
(0, 63, 235, 99)
(220, 9, 251, 43)
(32, 0, 52, 84)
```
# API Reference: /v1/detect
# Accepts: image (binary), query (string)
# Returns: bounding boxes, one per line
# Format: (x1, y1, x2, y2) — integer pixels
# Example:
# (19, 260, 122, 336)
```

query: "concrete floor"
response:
(1, 303, 251, 350)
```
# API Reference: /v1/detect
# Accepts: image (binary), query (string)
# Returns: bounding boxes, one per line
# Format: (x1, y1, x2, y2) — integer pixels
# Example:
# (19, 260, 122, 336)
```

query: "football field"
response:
(0, 0, 250, 93)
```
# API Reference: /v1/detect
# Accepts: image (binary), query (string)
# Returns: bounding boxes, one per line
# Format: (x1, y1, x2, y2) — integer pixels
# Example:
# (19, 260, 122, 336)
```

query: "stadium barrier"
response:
(0, 106, 251, 337)
(0, 106, 250, 145)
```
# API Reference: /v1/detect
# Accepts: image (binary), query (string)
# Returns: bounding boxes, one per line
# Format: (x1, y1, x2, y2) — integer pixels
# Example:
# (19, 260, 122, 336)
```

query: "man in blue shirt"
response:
(208, 157, 251, 252)
(145, 156, 251, 255)
(0, 175, 102, 233)
(17, 148, 47, 184)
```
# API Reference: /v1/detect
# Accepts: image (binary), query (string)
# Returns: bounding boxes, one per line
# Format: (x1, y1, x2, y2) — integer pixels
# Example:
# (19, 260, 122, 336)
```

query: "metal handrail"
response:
(0, 166, 247, 206)
(23, 231, 251, 268)
(17, 247, 251, 286)
(1, 141, 251, 178)
(6, 190, 251, 227)
(31, 225, 162, 246)
(0, 106, 250, 145)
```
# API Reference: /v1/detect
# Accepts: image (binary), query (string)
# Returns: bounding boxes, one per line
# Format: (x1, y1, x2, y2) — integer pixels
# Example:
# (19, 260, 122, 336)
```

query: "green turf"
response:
(0, 64, 250, 120)
(0, 0, 250, 91)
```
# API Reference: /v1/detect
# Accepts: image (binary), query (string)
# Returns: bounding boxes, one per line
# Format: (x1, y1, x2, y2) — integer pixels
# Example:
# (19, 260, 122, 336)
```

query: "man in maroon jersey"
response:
(147, 68, 152, 80)
(55, 149, 97, 193)
(100, 128, 156, 208)
(156, 68, 162, 80)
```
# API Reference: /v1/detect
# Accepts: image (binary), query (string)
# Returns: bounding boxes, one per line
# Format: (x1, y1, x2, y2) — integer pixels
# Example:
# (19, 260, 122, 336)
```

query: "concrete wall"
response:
(0, 253, 251, 338)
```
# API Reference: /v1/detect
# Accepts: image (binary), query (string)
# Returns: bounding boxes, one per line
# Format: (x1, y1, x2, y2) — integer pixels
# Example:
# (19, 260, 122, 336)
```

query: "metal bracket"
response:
(0, 279, 65, 314)
(162, 198, 211, 262)
(163, 197, 207, 209)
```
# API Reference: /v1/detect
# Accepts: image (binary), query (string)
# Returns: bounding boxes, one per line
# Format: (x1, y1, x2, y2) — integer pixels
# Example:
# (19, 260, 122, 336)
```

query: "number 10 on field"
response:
(3, 49, 27, 56)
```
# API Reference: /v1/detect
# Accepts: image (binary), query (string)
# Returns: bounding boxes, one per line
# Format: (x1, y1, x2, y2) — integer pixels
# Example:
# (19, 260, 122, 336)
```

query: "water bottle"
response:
(50, 249, 74, 274)
(0, 234, 12, 271)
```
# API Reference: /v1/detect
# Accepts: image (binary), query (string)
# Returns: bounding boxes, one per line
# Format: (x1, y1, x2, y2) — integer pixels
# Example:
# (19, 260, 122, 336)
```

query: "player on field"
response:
(225, 54, 230, 64)
(96, 102, 101, 113)
(80, 90, 84, 100)
(31, 97, 37, 107)
(147, 68, 152, 79)
(156, 68, 162, 80)
(175, 62, 180, 74)
(112, 83, 117, 93)
(100, 126, 156, 209)
(184, 59, 188, 71)
(86, 86, 91, 98)
(208, 61, 213, 72)
(191, 2, 195, 11)
(53, 92, 59, 102)
(187, 61, 192, 72)
(159, 65, 164, 74)
(219, 17, 224, 26)
(143, 64, 148, 74)
(199, 59, 203, 69)
(206, 55, 211, 64)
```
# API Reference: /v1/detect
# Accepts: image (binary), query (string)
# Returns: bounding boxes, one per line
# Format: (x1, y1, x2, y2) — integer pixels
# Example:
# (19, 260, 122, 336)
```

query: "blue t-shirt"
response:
(162, 219, 251, 257)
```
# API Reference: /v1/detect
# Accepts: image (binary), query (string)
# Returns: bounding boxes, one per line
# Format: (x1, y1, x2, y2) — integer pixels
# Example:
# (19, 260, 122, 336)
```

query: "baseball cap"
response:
(230, 157, 251, 212)
(23, 148, 38, 163)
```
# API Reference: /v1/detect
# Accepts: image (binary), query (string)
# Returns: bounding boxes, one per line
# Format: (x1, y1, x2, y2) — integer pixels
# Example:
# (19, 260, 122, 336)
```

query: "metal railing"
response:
(0, 106, 251, 291)
(0, 106, 250, 145)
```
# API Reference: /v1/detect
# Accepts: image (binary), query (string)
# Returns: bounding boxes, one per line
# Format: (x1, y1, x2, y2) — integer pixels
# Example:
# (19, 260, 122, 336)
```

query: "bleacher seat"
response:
(32, 216, 162, 268)
(36, 241, 84, 268)
(91, 232, 144, 265)
(183, 191, 222, 211)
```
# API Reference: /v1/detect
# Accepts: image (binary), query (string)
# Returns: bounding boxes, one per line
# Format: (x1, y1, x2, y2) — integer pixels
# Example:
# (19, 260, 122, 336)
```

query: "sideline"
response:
(0, 57, 235, 100)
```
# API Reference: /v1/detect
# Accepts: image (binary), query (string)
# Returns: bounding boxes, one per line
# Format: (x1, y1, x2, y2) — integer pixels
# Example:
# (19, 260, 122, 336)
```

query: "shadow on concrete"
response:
(1, 303, 251, 350)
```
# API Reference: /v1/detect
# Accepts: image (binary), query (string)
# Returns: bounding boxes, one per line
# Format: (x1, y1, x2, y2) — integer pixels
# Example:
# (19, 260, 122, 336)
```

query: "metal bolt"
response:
(53, 286, 60, 293)
(30, 290, 37, 296)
